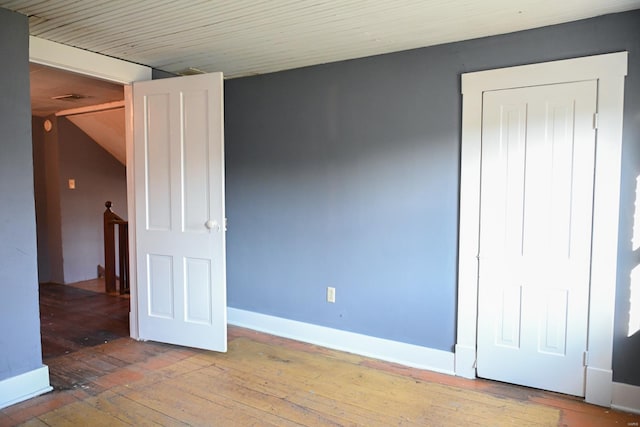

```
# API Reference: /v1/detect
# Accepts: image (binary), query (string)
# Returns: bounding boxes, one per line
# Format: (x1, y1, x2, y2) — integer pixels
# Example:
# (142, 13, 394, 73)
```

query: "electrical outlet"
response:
(327, 286, 336, 303)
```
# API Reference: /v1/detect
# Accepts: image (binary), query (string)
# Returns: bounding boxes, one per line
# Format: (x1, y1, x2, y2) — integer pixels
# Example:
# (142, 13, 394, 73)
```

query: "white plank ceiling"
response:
(3, 0, 640, 79)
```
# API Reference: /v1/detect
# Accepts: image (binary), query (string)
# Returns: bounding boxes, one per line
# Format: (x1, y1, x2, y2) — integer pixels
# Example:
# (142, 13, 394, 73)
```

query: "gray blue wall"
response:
(32, 117, 52, 282)
(32, 116, 64, 284)
(0, 8, 43, 381)
(225, 10, 640, 385)
(32, 116, 128, 284)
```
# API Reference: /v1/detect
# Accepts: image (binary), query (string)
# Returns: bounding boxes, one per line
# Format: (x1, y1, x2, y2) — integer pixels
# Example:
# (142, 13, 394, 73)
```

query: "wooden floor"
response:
(1, 282, 638, 426)
(39, 281, 129, 359)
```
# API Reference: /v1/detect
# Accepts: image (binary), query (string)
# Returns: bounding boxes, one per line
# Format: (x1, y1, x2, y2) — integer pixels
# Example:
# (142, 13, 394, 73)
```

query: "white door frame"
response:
(30, 36, 152, 338)
(455, 52, 628, 406)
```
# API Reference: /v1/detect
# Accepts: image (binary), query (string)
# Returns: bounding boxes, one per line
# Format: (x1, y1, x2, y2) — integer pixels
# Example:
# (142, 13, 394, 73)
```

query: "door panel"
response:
(148, 254, 174, 318)
(497, 286, 522, 349)
(185, 257, 213, 324)
(145, 94, 172, 231)
(134, 73, 226, 352)
(477, 81, 597, 396)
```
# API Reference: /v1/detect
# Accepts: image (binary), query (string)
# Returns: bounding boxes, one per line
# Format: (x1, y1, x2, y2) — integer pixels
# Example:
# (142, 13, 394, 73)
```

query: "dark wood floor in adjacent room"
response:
(39, 281, 130, 360)
(1, 281, 638, 426)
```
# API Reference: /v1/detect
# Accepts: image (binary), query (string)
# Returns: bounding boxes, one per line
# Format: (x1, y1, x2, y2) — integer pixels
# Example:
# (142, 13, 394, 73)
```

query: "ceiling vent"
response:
(177, 67, 207, 76)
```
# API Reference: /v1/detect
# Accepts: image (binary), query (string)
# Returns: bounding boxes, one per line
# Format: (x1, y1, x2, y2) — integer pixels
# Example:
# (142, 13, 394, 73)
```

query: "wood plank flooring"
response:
(39, 282, 129, 359)
(1, 282, 638, 426)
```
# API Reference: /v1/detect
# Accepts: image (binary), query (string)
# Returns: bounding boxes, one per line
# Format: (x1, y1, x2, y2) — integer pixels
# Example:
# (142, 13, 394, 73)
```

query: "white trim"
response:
(586, 367, 613, 407)
(612, 382, 640, 415)
(56, 100, 125, 117)
(454, 344, 476, 379)
(29, 37, 152, 342)
(0, 366, 52, 410)
(456, 52, 628, 407)
(29, 36, 150, 84)
(228, 308, 455, 374)
(124, 85, 139, 339)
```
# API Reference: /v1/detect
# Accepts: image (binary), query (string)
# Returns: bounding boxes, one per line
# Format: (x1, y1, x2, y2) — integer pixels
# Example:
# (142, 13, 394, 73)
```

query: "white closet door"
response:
(477, 80, 597, 396)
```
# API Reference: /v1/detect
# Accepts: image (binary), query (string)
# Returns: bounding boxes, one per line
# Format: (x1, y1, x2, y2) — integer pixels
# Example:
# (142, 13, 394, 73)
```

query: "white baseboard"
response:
(612, 382, 640, 414)
(0, 365, 52, 410)
(228, 308, 454, 375)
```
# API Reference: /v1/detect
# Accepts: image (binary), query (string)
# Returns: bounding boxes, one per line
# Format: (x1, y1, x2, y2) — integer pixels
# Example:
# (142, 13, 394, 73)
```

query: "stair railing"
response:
(103, 201, 130, 294)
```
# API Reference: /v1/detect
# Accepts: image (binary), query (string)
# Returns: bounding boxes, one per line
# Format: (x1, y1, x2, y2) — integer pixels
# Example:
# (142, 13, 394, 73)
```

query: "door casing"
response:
(455, 52, 628, 406)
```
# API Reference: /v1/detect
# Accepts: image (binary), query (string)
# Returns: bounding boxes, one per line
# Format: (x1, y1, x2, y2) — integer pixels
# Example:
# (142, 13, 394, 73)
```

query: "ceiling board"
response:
(4, 0, 640, 78)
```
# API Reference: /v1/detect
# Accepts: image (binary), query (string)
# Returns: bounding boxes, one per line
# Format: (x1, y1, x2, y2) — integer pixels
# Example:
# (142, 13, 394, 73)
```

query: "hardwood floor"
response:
(39, 281, 129, 359)
(1, 283, 637, 426)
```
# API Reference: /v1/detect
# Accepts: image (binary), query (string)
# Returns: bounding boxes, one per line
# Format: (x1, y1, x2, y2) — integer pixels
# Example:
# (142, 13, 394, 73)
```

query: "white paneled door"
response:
(133, 73, 227, 352)
(476, 81, 597, 396)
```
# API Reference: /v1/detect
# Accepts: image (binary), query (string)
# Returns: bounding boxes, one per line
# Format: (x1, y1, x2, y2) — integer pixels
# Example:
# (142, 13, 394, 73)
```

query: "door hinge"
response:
(224, 217, 228, 231)
(583, 350, 589, 366)
(592, 113, 599, 130)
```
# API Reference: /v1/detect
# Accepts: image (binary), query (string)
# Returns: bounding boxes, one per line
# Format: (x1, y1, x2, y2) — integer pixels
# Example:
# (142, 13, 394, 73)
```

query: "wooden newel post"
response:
(103, 201, 130, 294)
(104, 201, 117, 293)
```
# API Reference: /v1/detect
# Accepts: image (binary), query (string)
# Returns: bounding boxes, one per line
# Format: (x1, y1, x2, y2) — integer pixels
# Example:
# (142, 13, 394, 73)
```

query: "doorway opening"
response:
(30, 63, 130, 363)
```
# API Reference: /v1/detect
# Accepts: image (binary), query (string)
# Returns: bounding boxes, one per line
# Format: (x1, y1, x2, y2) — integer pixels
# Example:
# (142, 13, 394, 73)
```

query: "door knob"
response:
(205, 220, 220, 231)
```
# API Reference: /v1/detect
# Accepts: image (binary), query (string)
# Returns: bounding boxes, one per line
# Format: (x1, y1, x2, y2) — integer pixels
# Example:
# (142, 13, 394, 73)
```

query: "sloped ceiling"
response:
(5, 0, 640, 79)
(30, 63, 125, 164)
(65, 108, 126, 165)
